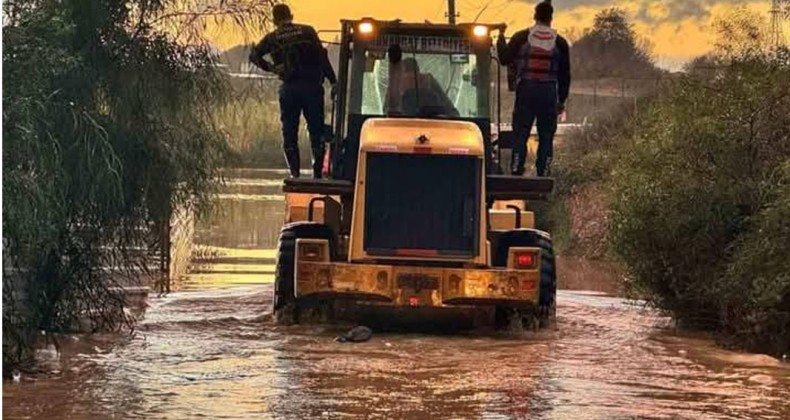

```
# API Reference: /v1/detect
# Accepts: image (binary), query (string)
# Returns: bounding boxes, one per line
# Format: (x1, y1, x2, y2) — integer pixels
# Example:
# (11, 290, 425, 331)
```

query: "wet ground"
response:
(4, 169, 790, 419)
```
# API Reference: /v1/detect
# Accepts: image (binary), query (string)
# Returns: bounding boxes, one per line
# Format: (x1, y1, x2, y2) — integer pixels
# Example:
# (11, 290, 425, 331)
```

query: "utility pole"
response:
(447, 0, 458, 24)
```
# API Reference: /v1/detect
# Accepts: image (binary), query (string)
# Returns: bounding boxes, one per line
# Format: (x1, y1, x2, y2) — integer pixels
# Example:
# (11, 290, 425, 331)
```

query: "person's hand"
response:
(557, 102, 566, 115)
(273, 64, 286, 76)
(497, 31, 507, 48)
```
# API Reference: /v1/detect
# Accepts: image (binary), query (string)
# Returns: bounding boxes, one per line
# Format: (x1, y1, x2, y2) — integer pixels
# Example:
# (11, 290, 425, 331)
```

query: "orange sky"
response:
(204, 0, 787, 70)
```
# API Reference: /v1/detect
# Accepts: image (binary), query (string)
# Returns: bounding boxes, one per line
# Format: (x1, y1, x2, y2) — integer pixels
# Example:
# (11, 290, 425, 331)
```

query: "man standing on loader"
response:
(249, 4, 337, 178)
(498, 0, 571, 176)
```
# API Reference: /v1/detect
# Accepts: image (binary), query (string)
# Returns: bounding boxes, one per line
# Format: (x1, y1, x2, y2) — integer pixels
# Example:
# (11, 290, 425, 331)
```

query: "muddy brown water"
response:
(4, 169, 789, 419)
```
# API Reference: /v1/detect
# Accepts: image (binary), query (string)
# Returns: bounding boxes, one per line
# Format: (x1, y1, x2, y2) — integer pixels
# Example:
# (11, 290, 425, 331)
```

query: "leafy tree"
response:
(2, 0, 275, 370)
(570, 8, 660, 79)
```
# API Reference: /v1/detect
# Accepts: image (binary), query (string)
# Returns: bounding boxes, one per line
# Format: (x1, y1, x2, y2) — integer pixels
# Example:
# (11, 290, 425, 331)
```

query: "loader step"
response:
(486, 175, 554, 200)
(283, 178, 354, 195)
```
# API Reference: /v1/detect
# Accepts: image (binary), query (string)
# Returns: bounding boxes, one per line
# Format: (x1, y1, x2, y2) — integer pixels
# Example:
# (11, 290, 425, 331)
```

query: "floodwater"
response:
(4, 169, 789, 419)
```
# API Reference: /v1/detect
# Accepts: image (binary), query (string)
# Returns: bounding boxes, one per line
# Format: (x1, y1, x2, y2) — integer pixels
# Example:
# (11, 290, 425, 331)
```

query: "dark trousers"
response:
(511, 80, 558, 176)
(278, 81, 325, 177)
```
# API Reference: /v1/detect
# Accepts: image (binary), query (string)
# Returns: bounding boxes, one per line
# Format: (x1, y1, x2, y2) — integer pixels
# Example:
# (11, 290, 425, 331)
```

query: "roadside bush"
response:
(609, 54, 790, 351)
(717, 163, 790, 354)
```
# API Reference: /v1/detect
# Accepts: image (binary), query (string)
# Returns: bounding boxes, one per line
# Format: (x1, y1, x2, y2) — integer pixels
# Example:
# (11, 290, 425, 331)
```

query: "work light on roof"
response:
(472, 25, 489, 37)
(358, 21, 374, 34)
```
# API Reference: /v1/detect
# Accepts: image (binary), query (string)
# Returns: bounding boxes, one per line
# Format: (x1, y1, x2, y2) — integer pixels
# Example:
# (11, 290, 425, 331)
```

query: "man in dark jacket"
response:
(249, 4, 337, 178)
(498, 0, 570, 176)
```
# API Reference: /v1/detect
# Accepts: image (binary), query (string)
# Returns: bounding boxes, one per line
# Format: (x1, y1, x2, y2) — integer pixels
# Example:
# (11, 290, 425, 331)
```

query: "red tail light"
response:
(515, 252, 538, 269)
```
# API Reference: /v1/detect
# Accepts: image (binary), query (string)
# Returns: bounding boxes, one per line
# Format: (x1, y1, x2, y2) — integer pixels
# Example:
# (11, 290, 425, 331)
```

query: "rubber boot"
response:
(511, 150, 526, 176)
(311, 146, 324, 179)
(283, 147, 300, 178)
(536, 156, 552, 177)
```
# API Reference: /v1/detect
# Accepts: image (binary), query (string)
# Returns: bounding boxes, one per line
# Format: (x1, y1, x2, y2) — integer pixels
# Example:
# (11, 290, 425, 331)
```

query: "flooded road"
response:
(4, 169, 789, 419)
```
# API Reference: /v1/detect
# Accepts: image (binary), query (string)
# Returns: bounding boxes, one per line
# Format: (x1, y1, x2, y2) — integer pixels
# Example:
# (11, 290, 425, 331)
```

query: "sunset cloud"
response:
(520, 0, 751, 22)
(204, 1, 787, 70)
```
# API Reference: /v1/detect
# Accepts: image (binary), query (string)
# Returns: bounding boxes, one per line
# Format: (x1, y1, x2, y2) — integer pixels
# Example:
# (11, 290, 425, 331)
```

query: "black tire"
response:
(273, 222, 335, 325)
(492, 229, 557, 329)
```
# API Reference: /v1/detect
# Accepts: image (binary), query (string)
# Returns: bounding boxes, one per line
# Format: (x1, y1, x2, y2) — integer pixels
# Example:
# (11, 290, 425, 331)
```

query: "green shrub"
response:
(609, 55, 790, 351)
(717, 162, 790, 354)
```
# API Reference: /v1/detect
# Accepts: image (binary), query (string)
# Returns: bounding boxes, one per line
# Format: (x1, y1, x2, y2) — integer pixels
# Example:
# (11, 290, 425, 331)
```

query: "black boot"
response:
(311, 146, 325, 179)
(283, 147, 300, 178)
(536, 156, 552, 177)
(511, 151, 526, 176)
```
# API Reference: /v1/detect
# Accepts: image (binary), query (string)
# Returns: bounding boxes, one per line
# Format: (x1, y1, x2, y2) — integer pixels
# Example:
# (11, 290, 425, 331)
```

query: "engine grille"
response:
(363, 153, 481, 257)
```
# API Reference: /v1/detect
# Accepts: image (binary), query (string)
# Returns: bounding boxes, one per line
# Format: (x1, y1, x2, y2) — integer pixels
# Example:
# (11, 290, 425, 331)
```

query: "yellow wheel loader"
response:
(274, 18, 559, 329)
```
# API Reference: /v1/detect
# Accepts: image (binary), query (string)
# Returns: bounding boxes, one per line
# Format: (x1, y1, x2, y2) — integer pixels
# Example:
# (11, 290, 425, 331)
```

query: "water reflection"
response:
(3, 169, 789, 420)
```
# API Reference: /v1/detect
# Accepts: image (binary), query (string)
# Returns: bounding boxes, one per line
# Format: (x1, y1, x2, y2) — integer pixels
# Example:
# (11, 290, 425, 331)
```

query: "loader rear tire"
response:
(493, 229, 557, 330)
(273, 222, 335, 325)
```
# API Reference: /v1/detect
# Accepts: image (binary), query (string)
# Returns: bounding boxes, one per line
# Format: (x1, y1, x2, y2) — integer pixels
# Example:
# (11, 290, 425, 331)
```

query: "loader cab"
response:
(332, 19, 499, 181)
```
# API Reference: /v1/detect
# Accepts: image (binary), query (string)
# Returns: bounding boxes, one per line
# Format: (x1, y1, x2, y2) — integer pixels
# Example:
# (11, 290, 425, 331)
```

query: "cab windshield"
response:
(362, 52, 481, 118)
(348, 33, 490, 120)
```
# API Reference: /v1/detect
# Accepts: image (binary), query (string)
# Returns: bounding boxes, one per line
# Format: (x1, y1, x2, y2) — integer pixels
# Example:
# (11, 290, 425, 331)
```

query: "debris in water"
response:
(678, 349, 687, 356)
(335, 326, 373, 343)
(12, 370, 21, 383)
(384, 342, 392, 347)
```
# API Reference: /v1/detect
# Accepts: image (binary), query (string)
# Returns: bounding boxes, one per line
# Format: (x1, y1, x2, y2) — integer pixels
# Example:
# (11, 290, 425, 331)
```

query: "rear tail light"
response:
(514, 251, 540, 270)
(516, 253, 536, 268)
